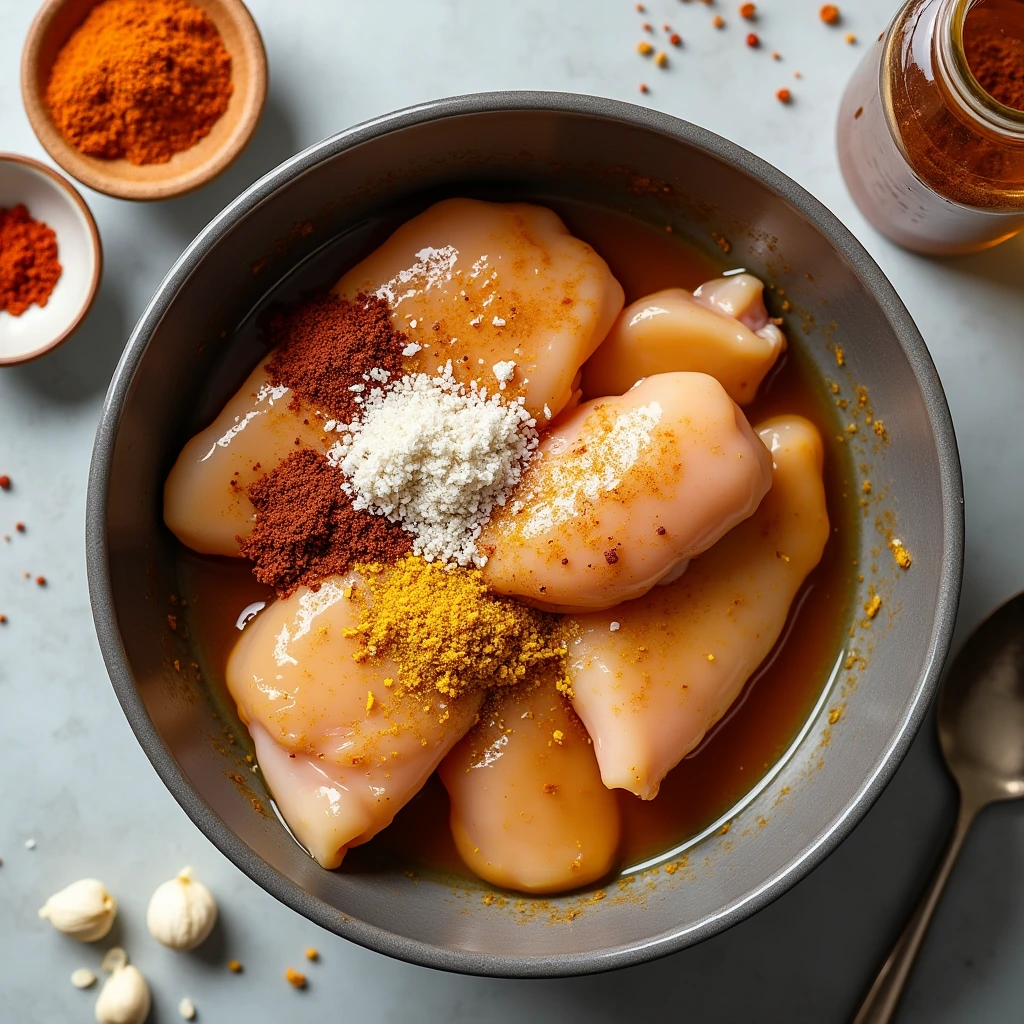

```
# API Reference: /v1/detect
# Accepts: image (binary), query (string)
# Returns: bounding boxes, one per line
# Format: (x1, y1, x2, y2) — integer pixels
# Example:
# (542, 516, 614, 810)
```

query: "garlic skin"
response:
(94, 963, 150, 1024)
(38, 879, 117, 942)
(146, 867, 217, 951)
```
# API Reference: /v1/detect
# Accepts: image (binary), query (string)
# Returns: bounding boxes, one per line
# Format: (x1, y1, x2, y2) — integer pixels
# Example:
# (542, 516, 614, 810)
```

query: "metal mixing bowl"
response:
(86, 93, 964, 978)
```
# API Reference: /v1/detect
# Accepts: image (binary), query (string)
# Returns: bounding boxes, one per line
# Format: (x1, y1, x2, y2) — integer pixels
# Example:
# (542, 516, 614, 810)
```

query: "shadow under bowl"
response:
(21, 0, 267, 202)
(86, 93, 964, 978)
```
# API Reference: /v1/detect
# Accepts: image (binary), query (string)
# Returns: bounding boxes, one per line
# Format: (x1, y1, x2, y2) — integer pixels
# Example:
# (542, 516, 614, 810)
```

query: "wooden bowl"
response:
(20, 0, 267, 202)
(0, 153, 102, 365)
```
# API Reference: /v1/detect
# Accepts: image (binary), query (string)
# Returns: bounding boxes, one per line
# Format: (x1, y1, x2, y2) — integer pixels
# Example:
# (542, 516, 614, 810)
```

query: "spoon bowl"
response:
(939, 594, 1024, 804)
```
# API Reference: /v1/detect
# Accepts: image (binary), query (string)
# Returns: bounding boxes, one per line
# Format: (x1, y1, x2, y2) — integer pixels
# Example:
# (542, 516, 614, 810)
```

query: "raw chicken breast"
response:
(333, 199, 625, 421)
(480, 372, 773, 613)
(567, 416, 829, 799)
(226, 573, 483, 868)
(164, 364, 326, 556)
(581, 274, 786, 405)
(440, 679, 621, 893)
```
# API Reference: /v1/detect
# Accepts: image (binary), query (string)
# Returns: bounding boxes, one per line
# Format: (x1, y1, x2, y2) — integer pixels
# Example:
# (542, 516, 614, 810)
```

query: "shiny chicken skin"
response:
(568, 416, 829, 799)
(226, 573, 483, 868)
(581, 274, 786, 405)
(480, 372, 774, 613)
(440, 679, 621, 894)
(164, 364, 326, 556)
(333, 198, 625, 421)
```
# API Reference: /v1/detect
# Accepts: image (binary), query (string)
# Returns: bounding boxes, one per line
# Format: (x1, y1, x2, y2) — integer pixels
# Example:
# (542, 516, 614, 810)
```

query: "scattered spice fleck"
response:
(637, 40, 653, 55)
(772, 50, 781, 60)
(776, 88, 792, 103)
(15, 522, 25, 533)
(834, 345, 845, 367)
(670, 32, 682, 46)
(655, 51, 668, 67)
(712, 232, 732, 253)
(746, 32, 760, 47)
(891, 539, 913, 570)
(639, 82, 650, 93)
(0, 476, 9, 489)
(604, 548, 619, 565)
(285, 967, 307, 989)
(845, 32, 857, 44)
(828, 707, 844, 725)
(0, 615, 7, 624)
(227, 960, 243, 973)
(706, 653, 716, 662)
(713, 15, 725, 28)
(552, 729, 565, 745)
(820, 4, 840, 24)
(864, 594, 882, 619)
(305, 948, 319, 962)
(35, 575, 47, 587)
(740, 3, 756, 19)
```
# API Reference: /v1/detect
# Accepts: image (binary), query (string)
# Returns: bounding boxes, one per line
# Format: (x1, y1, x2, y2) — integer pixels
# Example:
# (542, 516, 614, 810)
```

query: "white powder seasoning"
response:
(333, 362, 538, 566)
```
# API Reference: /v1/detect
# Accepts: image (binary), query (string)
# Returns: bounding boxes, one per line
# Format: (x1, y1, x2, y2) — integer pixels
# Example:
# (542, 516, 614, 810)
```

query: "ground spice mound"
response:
(45, 0, 233, 165)
(964, 12, 1024, 112)
(238, 449, 411, 596)
(264, 293, 405, 423)
(0, 205, 62, 316)
(349, 556, 573, 702)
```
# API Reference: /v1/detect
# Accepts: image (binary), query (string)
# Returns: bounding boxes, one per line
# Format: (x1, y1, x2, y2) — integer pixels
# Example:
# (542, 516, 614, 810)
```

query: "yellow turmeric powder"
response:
(349, 556, 572, 701)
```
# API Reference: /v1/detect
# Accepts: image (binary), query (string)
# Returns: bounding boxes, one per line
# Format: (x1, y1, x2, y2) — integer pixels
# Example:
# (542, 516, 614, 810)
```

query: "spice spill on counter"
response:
(0, 205, 61, 316)
(45, 0, 233, 165)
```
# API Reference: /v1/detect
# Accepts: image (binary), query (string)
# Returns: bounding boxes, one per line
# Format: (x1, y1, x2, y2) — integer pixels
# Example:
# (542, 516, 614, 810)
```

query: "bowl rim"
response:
(86, 90, 965, 978)
(0, 151, 103, 366)
(20, 0, 268, 202)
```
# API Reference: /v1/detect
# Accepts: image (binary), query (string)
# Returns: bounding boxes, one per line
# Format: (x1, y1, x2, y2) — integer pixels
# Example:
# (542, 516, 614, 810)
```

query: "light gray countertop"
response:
(2, 0, 1023, 1020)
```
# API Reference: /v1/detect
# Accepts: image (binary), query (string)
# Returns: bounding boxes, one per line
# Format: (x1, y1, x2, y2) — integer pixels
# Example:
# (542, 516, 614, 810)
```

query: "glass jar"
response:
(838, 0, 1024, 255)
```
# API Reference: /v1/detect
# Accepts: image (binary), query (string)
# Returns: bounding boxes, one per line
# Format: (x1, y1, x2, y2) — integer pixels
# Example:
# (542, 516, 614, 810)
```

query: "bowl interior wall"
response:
(96, 106, 956, 973)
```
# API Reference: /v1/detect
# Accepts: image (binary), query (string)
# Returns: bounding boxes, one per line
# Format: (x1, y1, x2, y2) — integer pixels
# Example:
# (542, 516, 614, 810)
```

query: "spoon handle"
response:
(851, 798, 976, 1024)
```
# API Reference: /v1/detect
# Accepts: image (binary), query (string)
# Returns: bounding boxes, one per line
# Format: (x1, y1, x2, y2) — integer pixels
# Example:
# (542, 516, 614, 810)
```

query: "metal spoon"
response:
(852, 592, 1024, 1024)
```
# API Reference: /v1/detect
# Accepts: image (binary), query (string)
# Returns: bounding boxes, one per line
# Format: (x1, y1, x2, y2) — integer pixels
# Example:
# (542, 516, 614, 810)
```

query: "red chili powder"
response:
(0, 205, 62, 316)
(264, 293, 405, 423)
(238, 449, 411, 596)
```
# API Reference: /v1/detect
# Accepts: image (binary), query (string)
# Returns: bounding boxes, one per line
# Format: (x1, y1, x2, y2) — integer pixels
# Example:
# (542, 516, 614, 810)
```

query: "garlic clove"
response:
(38, 879, 117, 942)
(71, 968, 97, 989)
(146, 866, 217, 951)
(94, 961, 150, 1024)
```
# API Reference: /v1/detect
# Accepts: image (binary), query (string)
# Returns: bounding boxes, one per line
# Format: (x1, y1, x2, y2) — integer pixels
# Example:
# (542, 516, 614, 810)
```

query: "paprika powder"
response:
(0, 204, 62, 317)
(46, 0, 233, 166)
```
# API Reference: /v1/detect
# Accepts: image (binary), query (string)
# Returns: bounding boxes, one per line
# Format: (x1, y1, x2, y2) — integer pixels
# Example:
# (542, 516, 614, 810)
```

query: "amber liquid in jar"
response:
(176, 201, 859, 885)
(838, 0, 1024, 254)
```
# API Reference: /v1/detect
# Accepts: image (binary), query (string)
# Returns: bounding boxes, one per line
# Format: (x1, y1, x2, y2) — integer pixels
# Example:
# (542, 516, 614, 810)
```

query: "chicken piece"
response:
(580, 274, 785, 404)
(226, 573, 483, 868)
(163, 364, 326, 556)
(333, 198, 624, 421)
(567, 416, 829, 799)
(439, 680, 621, 893)
(479, 372, 773, 613)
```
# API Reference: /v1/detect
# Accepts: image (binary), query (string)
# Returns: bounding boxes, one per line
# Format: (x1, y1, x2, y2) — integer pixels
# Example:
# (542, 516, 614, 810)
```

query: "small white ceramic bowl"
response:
(0, 153, 101, 365)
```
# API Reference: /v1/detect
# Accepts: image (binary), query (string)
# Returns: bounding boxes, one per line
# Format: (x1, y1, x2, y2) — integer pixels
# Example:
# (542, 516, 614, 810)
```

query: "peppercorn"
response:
(746, 32, 760, 47)
(820, 4, 840, 24)
(36, 576, 46, 587)
(15, 522, 25, 533)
